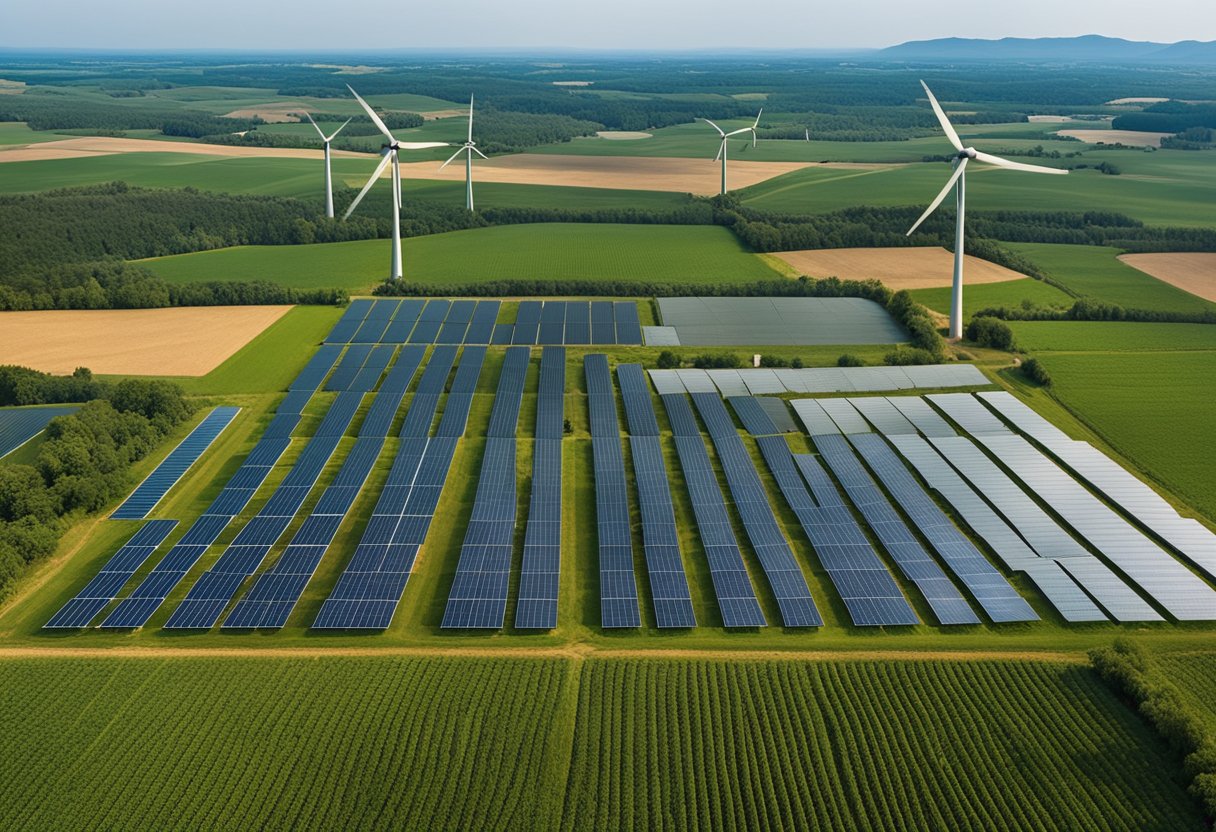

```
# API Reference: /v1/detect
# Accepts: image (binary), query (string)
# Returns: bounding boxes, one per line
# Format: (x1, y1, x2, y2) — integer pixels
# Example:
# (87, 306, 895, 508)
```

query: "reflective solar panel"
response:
(614, 302, 643, 345)
(0, 406, 79, 459)
(885, 396, 957, 438)
(463, 300, 500, 345)
(728, 397, 781, 437)
(382, 298, 425, 343)
(927, 393, 1011, 436)
(111, 407, 239, 520)
(325, 299, 374, 344)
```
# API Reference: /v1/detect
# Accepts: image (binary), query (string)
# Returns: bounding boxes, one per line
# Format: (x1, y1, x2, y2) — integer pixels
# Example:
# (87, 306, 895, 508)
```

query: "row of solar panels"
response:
(651, 364, 990, 396)
(328, 298, 643, 347)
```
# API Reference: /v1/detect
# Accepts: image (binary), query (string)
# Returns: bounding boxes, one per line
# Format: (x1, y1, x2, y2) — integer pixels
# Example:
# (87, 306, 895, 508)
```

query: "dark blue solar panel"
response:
(0, 406, 79, 459)
(313, 347, 486, 629)
(516, 348, 566, 630)
(491, 323, 514, 345)
(689, 392, 822, 627)
(351, 300, 400, 343)
(442, 347, 530, 629)
(614, 301, 643, 345)
(420, 299, 451, 322)
(660, 394, 766, 627)
(512, 301, 541, 345)
(591, 301, 615, 345)
(408, 320, 442, 344)
(436, 301, 473, 343)
(564, 302, 591, 345)
(464, 300, 500, 344)
(325, 343, 373, 391)
(585, 355, 641, 628)
(111, 407, 239, 520)
(290, 344, 343, 392)
(382, 298, 425, 343)
(45, 520, 178, 628)
(325, 299, 374, 344)
(349, 344, 394, 393)
(844, 432, 1037, 623)
(728, 397, 780, 437)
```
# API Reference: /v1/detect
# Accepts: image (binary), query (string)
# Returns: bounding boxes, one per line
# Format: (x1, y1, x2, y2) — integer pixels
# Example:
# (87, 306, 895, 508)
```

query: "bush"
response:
(655, 351, 681, 369)
(883, 347, 940, 366)
(837, 354, 865, 367)
(965, 316, 1018, 351)
(1020, 358, 1052, 387)
(692, 353, 742, 369)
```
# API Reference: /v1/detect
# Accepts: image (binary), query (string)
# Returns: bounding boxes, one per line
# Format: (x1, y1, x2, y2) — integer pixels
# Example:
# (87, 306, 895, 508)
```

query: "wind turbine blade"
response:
(347, 84, 396, 143)
(468, 94, 474, 143)
(439, 147, 465, 170)
(325, 118, 352, 143)
(714, 139, 724, 162)
(724, 126, 753, 137)
(920, 80, 963, 152)
(753, 108, 763, 129)
(397, 141, 449, 150)
(472, 146, 489, 160)
(700, 118, 726, 137)
(906, 158, 967, 236)
(342, 151, 393, 220)
(304, 112, 326, 140)
(973, 150, 1068, 175)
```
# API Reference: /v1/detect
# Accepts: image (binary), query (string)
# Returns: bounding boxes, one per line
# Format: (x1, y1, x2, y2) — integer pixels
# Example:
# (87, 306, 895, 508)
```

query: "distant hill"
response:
(880, 35, 1216, 64)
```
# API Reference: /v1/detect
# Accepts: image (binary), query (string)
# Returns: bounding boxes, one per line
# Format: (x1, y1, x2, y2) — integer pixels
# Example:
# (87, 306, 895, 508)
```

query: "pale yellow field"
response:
(1119, 252, 1216, 302)
(395, 154, 838, 195)
(0, 306, 291, 376)
(0, 136, 371, 163)
(771, 246, 1028, 289)
(1056, 129, 1173, 147)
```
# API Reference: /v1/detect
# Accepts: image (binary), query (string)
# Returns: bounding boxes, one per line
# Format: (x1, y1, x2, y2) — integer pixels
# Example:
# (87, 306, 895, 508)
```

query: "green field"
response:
(0, 654, 1200, 832)
(1007, 244, 1216, 313)
(142, 224, 784, 290)
(911, 276, 1074, 317)
(1009, 321, 1216, 352)
(1038, 350, 1216, 520)
(1157, 652, 1216, 729)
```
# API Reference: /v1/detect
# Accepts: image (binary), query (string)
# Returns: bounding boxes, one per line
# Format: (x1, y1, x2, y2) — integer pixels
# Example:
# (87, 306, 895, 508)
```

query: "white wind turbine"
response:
(907, 80, 1067, 339)
(343, 84, 448, 280)
(304, 112, 351, 218)
(439, 94, 487, 211)
(700, 109, 762, 195)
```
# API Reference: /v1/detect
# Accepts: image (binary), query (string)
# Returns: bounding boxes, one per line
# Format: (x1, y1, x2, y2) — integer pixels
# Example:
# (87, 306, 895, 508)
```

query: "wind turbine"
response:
(304, 112, 351, 218)
(700, 109, 762, 195)
(342, 84, 448, 281)
(907, 80, 1067, 339)
(439, 94, 487, 211)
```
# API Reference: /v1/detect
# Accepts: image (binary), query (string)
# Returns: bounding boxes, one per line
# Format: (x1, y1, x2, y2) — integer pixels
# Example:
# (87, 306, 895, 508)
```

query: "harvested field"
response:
(0, 306, 291, 376)
(771, 246, 1027, 289)
(1027, 115, 1073, 123)
(0, 79, 25, 94)
(1106, 97, 1169, 105)
(1056, 129, 1172, 147)
(595, 131, 652, 140)
(397, 153, 823, 194)
(0, 136, 372, 163)
(1119, 252, 1216, 302)
(221, 103, 311, 122)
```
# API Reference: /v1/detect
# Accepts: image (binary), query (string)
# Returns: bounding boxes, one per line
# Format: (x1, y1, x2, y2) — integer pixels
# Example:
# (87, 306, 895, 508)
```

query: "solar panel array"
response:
(505, 301, 642, 346)
(727, 396, 782, 437)
(314, 346, 486, 629)
(326, 298, 506, 346)
(442, 347, 530, 628)
(978, 391, 1216, 583)
(585, 354, 641, 628)
(977, 432, 1216, 620)
(516, 347, 566, 629)
(661, 393, 767, 628)
(44, 520, 179, 628)
(650, 364, 990, 397)
(99, 344, 342, 629)
(887, 433, 1107, 623)
(222, 347, 426, 629)
(110, 407, 241, 520)
(164, 389, 367, 629)
(755, 434, 921, 626)
(689, 392, 822, 627)
(0, 405, 79, 459)
(618, 364, 696, 628)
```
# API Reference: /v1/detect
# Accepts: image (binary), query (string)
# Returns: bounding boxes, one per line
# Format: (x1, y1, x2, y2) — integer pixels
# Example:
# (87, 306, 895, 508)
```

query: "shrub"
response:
(692, 353, 742, 369)
(1021, 358, 1052, 387)
(883, 347, 940, 366)
(965, 316, 1018, 350)
(837, 354, 865, 367)
(655, 351, 680, 369)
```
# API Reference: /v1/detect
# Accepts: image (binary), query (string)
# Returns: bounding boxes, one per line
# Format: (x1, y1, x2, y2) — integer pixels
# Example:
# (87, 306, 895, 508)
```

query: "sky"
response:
(5, 0, 1216, 51)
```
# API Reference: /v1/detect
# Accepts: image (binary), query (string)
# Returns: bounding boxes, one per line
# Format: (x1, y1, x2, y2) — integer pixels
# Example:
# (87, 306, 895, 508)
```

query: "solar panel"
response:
(661, 393, 766, 627)
(618, 365, 695, 627)
(313, 346, 486, 629)
(222, 348, 425, 629)
(513, 301, 542, 345)
(463, 300, 500, 345)
(491, 323, 514, 345)
(842, 432, 1038, 623)
(45, 520, 179, 628)
(538, 301, 566, 346)
(442, 347, 530, 629)
(689, 392, 822, 627)
(564, 302, 591, 345)
(977, 391, 1216, 583)
(926, 393, 1011, 436)
(614, 301, 643, 345)
(325, 343, 373, 392)
(1018, 559, 1108, 622)
(885, 396, 957, 438)
(756, 397, 798, 433)
(351, 299, 400, 343)
(111, 407, 239, 520)
(1056, 556, 1165, 622)
(845, 397, 917, 436)
(674, 365, 992, 396)
(0, 406, 79, 459)
(382, 298, 425, 343)
(790, 399, 841, 437)
(290, 344, 343, 391)
(516, 347, 566, 630)
(727, 397, 781, 437)
(164, 390, 366, 629)
(585, 355, 642, 628)
(977, 433, 1216, 621)
(590, 301, 615, 346)
(754, 434, 923, 627)
(325, 299, 374, 344)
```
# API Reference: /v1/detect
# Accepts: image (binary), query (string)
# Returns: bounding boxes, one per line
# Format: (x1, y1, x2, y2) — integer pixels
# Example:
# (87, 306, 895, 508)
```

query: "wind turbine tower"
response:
(440, 94, 487, 211)
(701, 109, 762, 195)
(305, 112, 351, 218)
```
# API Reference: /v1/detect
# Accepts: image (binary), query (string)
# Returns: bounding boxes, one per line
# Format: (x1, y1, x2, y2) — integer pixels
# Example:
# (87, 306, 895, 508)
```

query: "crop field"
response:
(911, 277, 1074, 317)
(1118, 253, 1216, 303)
(1009, 321, 1216, 352)
(1007, 244, 1216, 313)
(772, 245, 1027, 289)
(142, 224, 785, 290)
(0, 654, 1202, 832)
(1156, 653, 1216, 729)
(1038, 351, 1216, 521)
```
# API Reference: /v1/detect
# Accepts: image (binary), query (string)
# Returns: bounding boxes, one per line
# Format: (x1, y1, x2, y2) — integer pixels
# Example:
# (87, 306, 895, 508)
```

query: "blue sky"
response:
(6, 0, 1215, 50)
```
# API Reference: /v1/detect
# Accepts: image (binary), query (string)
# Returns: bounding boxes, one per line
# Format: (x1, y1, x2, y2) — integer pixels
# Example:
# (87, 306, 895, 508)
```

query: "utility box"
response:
(753, 354, 762, 368)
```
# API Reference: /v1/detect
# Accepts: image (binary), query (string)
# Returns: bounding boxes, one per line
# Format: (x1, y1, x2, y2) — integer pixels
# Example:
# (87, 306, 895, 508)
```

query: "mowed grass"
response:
(1009, 244, 1216, 313)
(1009, 321, 1216, 352)
(142, 224, 784, 291)
(1040, 350, 1216, 520)
(911, 276, 1074, 317)
(0, 655, 1202, 832)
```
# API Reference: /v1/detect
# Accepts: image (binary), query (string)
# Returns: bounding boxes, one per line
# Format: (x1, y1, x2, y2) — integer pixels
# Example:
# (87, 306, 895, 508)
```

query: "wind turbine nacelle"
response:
(960, 148, 978, 159)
